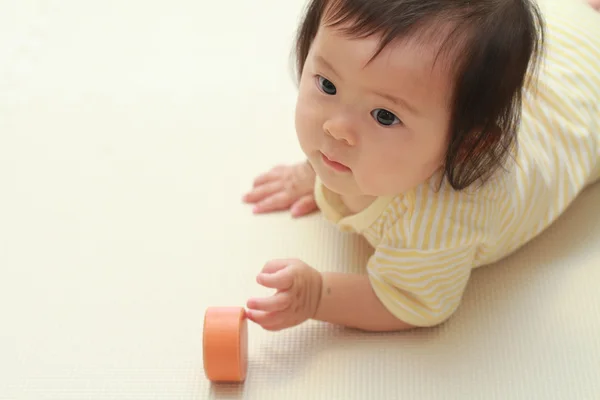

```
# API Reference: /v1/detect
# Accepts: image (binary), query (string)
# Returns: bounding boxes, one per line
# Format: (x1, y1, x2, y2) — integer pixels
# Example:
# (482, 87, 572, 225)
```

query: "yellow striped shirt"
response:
(314, 0, 600, 327)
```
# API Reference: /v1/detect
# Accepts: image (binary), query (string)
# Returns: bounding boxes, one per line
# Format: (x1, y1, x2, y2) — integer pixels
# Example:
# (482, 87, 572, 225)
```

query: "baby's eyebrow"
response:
(370, 88, 419, 115)
(315, 55, 341, 79)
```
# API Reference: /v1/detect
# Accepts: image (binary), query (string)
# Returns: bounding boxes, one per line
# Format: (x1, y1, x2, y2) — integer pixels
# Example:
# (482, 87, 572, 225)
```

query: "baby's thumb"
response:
(291, 194, 317, 217)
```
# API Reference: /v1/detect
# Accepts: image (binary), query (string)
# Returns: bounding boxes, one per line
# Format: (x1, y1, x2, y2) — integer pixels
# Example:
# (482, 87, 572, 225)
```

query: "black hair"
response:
(294, 0, 545, 190)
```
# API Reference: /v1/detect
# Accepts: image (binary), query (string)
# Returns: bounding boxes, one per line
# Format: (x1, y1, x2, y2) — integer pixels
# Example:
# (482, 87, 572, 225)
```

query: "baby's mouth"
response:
(320, 152, 351, 172)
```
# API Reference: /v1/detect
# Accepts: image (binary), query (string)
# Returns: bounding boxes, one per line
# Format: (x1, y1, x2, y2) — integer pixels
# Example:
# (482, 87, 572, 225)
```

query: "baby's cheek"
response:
(294, 96, 321, 145)
(362, 142, 418, 194)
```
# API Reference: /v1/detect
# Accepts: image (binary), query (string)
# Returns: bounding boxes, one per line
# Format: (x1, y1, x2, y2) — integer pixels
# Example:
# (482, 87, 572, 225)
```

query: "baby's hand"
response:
(243, 161, 317, 217)
(246, 259, 323, 331)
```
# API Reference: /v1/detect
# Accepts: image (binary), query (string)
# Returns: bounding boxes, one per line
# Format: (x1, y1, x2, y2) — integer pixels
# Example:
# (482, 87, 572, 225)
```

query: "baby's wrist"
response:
(310, 269, 324, 319)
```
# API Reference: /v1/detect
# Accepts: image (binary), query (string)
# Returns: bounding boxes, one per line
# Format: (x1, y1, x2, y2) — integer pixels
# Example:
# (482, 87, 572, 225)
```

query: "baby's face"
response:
(295, 23, 453, 198)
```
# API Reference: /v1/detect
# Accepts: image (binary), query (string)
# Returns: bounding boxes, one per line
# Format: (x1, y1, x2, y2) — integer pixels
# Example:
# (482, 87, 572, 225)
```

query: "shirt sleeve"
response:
(366, 242, 477, 327)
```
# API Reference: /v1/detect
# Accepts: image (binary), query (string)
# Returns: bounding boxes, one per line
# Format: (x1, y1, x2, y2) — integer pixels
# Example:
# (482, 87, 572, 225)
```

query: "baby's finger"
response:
(246, 292, 292, 312)
(252, 191, 292, 214)
(243, 181, 282, 203)
(245, 309, 271, 324)
(291, 194, 317, 217)
(257, 267, 294, 290)
(252, 166, 284, 187)
(246, 309, 286, 330)
(261, 259, 297, 274)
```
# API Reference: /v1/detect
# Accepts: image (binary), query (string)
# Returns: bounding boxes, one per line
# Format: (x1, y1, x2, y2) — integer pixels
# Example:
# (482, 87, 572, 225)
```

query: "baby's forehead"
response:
(318, 22, 457, 70)
(313, 24, 455, 101)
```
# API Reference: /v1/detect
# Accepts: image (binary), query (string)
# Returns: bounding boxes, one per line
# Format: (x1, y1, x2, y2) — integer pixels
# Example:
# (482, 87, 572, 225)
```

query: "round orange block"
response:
(202, 306, 248, 382)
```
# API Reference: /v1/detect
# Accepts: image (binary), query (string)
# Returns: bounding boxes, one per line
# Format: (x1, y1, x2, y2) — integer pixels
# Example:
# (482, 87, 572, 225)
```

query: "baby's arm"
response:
(246, 242, 475, 332)
(313, 272, 415, 331)
(313, 242, 475, 331)
(245, 260, 413, 332)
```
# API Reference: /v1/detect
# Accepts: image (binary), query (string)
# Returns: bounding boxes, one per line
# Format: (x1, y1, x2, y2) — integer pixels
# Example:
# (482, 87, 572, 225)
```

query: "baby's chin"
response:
(322, 167, 441, 198)
(317, 171, 360, 196)
(318, 171, 380, 197)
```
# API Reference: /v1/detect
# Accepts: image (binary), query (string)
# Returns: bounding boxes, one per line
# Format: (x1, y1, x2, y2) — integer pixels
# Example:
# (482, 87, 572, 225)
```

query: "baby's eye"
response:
(317, 76, 337, 95)
(371, 109, 400, 126)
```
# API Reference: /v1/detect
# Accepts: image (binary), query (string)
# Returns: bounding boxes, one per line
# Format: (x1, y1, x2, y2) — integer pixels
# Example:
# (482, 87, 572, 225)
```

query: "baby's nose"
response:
(323, 117, 356, 146)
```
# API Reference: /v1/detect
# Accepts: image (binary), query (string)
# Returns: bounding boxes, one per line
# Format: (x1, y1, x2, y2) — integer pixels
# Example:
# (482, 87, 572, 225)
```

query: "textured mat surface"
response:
(1, 0, 599, 399)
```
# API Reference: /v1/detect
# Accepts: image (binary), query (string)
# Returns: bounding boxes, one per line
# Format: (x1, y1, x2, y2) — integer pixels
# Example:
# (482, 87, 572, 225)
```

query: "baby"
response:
(243, 0, 600, 332)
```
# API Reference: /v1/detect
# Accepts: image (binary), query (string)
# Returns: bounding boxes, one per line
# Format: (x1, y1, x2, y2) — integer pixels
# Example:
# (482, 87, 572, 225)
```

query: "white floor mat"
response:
(1, 0, 599, 399)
